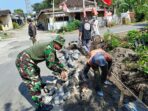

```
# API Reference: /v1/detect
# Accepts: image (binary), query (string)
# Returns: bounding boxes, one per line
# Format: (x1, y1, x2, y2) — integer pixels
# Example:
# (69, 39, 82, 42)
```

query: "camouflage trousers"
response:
(15, 51, 44, 107)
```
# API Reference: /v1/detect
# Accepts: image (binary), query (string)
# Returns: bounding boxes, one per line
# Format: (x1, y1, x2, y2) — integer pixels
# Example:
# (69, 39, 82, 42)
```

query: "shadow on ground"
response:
(18, 83, 36, 108)
(4, 103, 12, 111)
(18, 76, 56, 109)
(4, 102, 33, 111)
(133, 23, 148, 27)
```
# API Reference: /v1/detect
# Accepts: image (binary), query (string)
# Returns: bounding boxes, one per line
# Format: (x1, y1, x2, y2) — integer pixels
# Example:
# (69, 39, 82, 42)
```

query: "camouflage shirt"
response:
(25, 41, 64, 73)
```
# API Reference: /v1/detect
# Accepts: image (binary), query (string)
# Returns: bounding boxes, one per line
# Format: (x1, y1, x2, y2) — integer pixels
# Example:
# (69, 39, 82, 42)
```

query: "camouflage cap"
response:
(53, 35, 65, 47)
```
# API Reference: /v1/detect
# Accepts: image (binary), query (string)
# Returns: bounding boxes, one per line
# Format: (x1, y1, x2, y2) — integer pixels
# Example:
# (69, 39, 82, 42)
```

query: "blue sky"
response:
(0, 0, 43, 12)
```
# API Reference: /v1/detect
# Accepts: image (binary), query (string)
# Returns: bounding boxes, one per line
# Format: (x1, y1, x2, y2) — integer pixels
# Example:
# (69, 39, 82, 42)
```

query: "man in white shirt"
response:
(90, 16, 103, 50)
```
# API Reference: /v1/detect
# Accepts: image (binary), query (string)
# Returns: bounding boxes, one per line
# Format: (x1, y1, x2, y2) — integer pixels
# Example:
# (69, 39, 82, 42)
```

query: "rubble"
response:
(42, 45, 148, 111)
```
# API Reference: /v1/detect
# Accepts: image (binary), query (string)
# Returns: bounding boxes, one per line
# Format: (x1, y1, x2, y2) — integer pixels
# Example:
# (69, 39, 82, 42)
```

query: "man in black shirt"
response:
(79, 17, 91, 52)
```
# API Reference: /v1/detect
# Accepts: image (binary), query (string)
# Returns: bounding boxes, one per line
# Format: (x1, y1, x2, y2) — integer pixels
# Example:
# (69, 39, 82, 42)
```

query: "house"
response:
(11, 14, 25, 25)
(37, 8, 69, 30)
(62, 0, 104, 20)
(0, 10, 13, 31)
(37, 0, 105, 31)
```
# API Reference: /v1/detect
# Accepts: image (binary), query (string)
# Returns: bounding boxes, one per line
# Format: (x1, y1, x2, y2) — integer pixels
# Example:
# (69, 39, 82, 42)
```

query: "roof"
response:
(37, 8, 62, 19)
(61, 0, 94, 8)
(0, 10, 11, 16)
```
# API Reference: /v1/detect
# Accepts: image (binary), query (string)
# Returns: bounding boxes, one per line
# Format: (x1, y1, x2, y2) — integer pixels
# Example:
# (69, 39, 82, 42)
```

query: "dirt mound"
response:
(110, 47, 148, 105)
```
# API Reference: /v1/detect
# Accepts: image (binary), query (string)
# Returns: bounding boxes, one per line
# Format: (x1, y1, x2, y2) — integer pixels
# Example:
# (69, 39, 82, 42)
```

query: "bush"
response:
(57, 26, 67, 33)
(136, 46, 148, 74)
(0, 25, 2, 30)
(135, 12, 145, 22)
(104, 31, 121, 50)
(58, 20, 80, 33)
(13, 22, 20, 29)
(127, 30, 141, 43)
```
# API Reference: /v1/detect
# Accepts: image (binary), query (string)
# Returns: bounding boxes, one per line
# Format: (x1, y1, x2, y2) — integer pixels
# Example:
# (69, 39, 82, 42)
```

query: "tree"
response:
(14, 9, 24, 16)
(32, 3, 42, 13)
(32, 0, 61, 13)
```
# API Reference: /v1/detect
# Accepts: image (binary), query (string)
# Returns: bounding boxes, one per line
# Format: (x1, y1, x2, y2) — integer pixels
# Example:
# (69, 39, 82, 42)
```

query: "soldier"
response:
(15, 36, 68, 110)
(81, 48, 112, 96)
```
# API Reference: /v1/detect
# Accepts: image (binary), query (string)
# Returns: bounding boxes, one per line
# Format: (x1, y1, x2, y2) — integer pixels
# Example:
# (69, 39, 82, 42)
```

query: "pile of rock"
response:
(41, 46, 148, 111)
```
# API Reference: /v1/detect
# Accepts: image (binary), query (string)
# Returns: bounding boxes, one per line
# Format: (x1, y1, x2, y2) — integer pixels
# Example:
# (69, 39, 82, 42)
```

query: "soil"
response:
(110, 47, 148, 106)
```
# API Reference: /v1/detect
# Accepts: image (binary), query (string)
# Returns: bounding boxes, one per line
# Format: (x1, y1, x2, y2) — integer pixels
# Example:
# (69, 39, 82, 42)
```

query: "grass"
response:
(0, 32, 11, 40)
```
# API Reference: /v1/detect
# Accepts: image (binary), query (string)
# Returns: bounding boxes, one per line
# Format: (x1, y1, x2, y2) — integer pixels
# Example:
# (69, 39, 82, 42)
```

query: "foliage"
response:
(111, 0, 148, 21)
(104, 31, 121, 50)
(14, 9, 24, 16)
(58, 20, 80, 33)
(103, 28, 148, 74)
(32, 0, 61, 13)
(136, 46, 148, 74)
(0, 32, 9, 40)
(127, 30, 140, 43)
(126, 29, 148, 74)
(13, 22, 20, 29)
(0, 25, 2, 30)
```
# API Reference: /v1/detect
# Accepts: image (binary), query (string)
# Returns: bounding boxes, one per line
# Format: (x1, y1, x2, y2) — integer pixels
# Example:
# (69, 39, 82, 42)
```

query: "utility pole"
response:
(25, 0, 32, 14)
(83, 0, 86, 17)
(94, 0, 97, 8)
(52, 0, 55, 30)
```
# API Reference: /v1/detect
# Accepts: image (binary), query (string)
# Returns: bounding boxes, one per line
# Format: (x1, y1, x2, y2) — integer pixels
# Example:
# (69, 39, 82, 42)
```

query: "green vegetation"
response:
(32, 0, 61, 13)
(97, 0, 148, 21)
(14, 9, 24, 16)
(0, 32, 9, 40)
(104, 27, 148, 74)
(104, 30, 121, 50)
(13, 22, 20, 29)
(0, 25, 2, 30)
(58, 20, 80, 33)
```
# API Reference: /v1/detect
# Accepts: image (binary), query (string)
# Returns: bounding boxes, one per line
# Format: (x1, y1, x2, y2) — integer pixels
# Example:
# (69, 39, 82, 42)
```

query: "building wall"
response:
(37, 14, 48, 30)
(38, 14, 69, 31)
(53, 21, 68, 30)
(0, 14, 13, 31)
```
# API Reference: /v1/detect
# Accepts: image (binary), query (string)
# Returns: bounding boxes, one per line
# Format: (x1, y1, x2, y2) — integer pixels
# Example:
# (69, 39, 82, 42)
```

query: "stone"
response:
(51, 105, 63, 111)
(67, 59, 75, 68)
(54, 96, 63, 105)
(72, 53, 79, 60)
(43, 96, 53, 104)
(121, 101, 148, 111)
(63, 91, 71, 100)
(80, 87, 93, 101)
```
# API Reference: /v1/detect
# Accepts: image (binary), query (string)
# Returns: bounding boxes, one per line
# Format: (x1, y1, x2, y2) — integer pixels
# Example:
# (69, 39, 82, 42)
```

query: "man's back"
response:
(28, 22, 36, 37)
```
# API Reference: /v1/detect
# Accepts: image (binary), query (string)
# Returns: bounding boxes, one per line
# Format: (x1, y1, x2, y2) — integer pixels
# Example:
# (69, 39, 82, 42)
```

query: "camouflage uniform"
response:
(15, 36, 65, 107)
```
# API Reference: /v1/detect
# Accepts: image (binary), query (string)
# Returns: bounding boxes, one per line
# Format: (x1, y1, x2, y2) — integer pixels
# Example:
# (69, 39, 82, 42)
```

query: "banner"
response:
(92, 7, 98, 16)
(102, 0, 112, 6)
(59, 2, 69, 12)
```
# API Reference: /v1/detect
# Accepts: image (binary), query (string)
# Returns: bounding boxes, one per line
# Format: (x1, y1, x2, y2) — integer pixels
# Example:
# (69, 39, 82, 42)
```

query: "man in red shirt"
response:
(82, 48, 112, 96)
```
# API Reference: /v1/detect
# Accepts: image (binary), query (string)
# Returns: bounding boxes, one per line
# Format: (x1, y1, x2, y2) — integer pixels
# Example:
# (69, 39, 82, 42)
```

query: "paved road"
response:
(0, 23, 146, 111)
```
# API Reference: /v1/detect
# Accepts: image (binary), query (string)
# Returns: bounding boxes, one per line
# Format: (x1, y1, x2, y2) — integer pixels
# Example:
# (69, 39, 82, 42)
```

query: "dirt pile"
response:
(110, 47, 148, 105)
